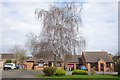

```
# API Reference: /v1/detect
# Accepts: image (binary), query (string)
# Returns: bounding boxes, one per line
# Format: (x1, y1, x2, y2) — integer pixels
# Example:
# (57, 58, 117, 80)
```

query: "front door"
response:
(48, 62, 52, 67)
(100, 63, 104, 71)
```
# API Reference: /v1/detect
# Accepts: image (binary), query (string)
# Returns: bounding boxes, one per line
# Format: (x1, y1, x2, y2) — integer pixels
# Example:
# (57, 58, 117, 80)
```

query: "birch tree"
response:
(27, 2, 85, 67)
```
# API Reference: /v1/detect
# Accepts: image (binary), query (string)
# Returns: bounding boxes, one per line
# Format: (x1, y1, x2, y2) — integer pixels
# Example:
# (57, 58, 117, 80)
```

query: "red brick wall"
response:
(26, 61, 34, 70)
(98, 59, 106, 72)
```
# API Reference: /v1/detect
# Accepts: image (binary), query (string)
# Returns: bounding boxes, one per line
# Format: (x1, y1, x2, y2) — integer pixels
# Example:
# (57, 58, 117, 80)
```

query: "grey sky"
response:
(0, 0, 119, 55)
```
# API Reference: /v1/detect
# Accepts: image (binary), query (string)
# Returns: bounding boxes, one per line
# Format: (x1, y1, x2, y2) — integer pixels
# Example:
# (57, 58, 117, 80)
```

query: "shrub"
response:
(72, 70, 88, 75)
(55, 69, 66, 76)
(5, 60, 12, 63)
(43, 67, 55, 76)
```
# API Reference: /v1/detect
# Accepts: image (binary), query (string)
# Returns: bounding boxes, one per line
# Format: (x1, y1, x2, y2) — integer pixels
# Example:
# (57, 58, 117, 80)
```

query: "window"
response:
(38, 60, 44, 67)
(90, 63, 97, 68)
(48, 62, 52, 67)
(5, 63, 12, 66)
(106, 63, 110, 67)
(38, 63, 44, 67)
(57, 62, 61, 67)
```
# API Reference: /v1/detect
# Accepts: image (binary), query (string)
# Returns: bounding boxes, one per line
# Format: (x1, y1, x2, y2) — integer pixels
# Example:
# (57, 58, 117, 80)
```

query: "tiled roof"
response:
(27, 52, 82, 63)
(0, 53, 14, 59)
(65, 54, 82, 63)
(27, 51, 63, 63)
(83, 51, 113, 62)
(112, 56, 120, 62)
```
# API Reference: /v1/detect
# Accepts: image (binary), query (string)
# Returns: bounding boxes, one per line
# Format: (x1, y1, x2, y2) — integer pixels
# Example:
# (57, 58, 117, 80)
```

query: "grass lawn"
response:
(36, 74, 120, 80)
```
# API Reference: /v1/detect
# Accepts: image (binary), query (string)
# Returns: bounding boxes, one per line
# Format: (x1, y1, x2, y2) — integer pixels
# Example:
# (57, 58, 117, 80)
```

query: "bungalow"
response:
(26, 51, 64, 70)
(64, 54, 82, 71)
(25, 51, 114, 72)
(82, 51, 114, 72)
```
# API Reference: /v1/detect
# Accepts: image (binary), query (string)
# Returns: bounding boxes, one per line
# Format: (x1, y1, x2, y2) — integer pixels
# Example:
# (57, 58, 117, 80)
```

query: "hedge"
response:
(72, 70, 88, 75)
(55, 69, 66, 76)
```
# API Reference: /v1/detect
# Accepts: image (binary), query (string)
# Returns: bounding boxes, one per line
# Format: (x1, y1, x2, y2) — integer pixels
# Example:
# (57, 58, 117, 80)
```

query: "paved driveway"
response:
(2, 70, 43, 78)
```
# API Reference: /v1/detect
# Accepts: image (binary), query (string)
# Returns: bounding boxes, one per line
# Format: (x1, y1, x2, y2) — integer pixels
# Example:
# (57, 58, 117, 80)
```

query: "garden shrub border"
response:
(43, 67, 56, 76)
(54, 69, 66, 76)
(72, 70, 88, 75)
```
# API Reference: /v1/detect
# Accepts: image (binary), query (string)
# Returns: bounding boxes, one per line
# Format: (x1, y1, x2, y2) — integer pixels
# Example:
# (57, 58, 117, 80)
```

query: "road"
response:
(2, 70, 118, 78)
(2, 70, 43, 78)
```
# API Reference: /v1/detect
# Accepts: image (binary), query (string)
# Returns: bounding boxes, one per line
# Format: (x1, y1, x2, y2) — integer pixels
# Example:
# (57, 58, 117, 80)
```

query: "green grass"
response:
(36, 74, 120, 79)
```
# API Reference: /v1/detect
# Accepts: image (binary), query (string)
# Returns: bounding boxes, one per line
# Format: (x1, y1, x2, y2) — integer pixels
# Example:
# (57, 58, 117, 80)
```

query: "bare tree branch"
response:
(26, 2, 85, 67)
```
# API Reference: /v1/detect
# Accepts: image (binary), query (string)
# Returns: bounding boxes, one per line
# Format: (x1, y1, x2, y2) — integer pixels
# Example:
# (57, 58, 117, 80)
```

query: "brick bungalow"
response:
(64, 54, 82, 71)
(26, 51, 114, 72)
(26, 51, 64, 70)
(82, 51, 114, 72)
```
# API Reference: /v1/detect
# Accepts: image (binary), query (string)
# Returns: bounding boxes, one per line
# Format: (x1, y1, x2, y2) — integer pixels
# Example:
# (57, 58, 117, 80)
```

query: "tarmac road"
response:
(2, 70, 43, 78)
(2, 70, 118, 78)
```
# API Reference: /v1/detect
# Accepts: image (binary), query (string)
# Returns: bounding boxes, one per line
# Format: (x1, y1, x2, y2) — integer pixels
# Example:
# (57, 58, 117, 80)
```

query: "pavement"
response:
(95, 71, 118, 75)
(2, 70, 118, 78)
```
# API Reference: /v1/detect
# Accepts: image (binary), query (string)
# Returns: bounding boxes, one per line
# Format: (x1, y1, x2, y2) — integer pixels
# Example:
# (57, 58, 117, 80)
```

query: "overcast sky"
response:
(0, 0, 119, 55)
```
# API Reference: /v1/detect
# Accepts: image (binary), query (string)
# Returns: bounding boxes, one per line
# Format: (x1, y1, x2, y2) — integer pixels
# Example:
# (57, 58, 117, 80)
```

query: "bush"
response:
(5, 60, 12, 63)
(43, 67, 56, 76)
(72, 70, 88, 75)
(55, 69, 66, 76)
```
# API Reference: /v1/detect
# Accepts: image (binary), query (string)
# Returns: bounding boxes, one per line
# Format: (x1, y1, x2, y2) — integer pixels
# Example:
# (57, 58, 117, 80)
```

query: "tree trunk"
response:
(54, 54, 57, 68)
